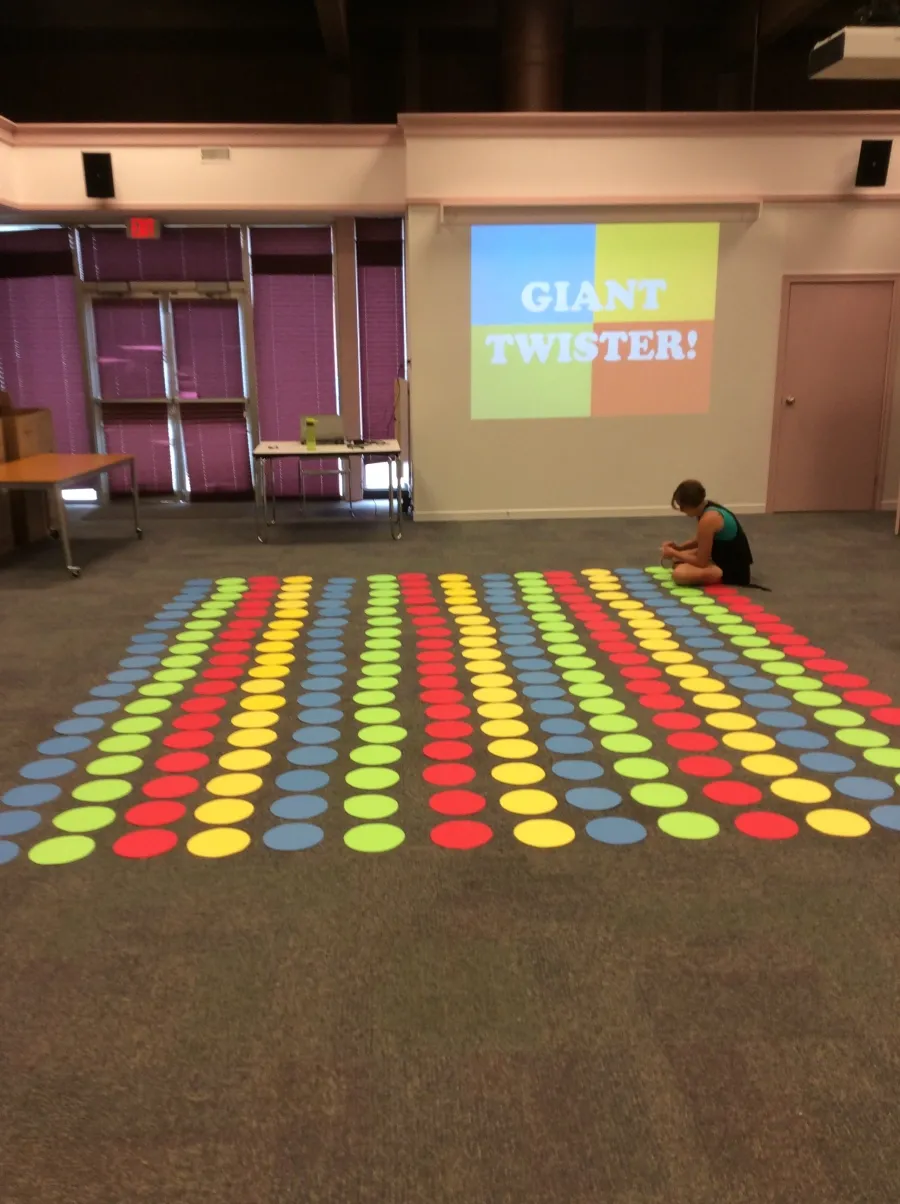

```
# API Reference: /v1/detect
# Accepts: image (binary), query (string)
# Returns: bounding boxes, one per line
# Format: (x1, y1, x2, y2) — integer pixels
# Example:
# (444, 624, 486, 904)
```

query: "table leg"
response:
(346, 457, 355, 518)
(53, 485, 80, 577)
(255, 457, 267, 543)
(389, 456, 402, 541)
(130, 460, 143, 539)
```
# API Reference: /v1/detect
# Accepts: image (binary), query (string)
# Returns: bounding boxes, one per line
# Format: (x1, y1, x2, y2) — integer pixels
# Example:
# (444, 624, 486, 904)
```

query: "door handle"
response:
(784, 396, 796, 406)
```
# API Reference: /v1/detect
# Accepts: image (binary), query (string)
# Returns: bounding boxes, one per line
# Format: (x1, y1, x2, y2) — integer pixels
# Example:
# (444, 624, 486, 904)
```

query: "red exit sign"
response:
(128, 217, 160, 240)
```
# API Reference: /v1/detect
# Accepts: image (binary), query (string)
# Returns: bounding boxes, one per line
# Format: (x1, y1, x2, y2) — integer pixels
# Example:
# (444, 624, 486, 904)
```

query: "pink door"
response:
(769, 280, 894, 512)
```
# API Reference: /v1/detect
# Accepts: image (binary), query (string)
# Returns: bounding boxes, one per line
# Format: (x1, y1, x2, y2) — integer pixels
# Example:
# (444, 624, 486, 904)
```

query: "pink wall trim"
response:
(1, 121, 401, 148)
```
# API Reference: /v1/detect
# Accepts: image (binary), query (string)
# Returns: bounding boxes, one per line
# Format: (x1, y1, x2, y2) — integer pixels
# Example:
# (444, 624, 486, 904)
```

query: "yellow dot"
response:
(472, 674, 512, 689)
(439, 573, 467, 581)
(488, 738, 539, 760)
(493, 762, 545, 786)
(255, 640, 292, 654)
(241, 678, 285, 694)
(475, 688, 517, 703)
(283, 575, 312, 584)
(227, 728, 277, 749)
(742, 754, 798, 778)
(456, 615, 489, 627)
(219, 748, 272, 772)
(249, 665, 290, 680)
(267, 623, 300, 633)
(641, 639, 679, 651)
(460, 636, 495, 648)
(653, 651, 692, 664)
(256, 653, 295, 666)
(771, 778, 832, 804)
(681, 677, 725, 693)
(610, 600, 642, 610)
(232, 710, 279, 729)
(694, 693, 741, 710)
(630, 620, 666, 632)
(482, 719, 529, 738)
(706, 712, 756, 731)
(501, 790, 558, 815)
(667, 664, 708, 679)
(207, 772, 263, 797)
(723, 732, 776, 752)
(460, 625, 496, 637)
(806, 808, 871, 837)
(186, 827, 252, 858)
(275, 607, 307, 618)
(241, 694, 286, 711)
(514, 818, 576, 848)
(195, 798, 255, 825)
(478, 703, 524, 720)
(264, 628, 299, 640)
(596, 591, 627, 600)
(448, 605, 481, 616)
(466, 646, 502, 660)
(468, 663, 509, 678)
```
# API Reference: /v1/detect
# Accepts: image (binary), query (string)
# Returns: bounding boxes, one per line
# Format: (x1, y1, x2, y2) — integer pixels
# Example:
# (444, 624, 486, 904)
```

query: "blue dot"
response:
(329, 576, 356, 583)
(547, 736, 594, 755)
(155, 609, 189, 620)
(315, 618, 348, 628)
(800, 753, 857, 774)
(127, 644, 166, 656)
(566, 787, 621, 811)
(308, 651, 347, 664)
(119, 657, 160, 670)
(293, 726, 340, 745)
(307, 640, 343, 652)
(20, 758, 77, 781)
(37, 736, 91, 757)
(276, 769, 330, 793)
(287, 746, 338, 767)
(307, 663, 347, 676)
(298, 708, 343, 725)
(685, 638, 723, 650)
(834, 777, 894, 802)
(586, 817, 647, 845)
(0, 841, 20, 865)
(2, 783, 61, 808)
(524, 685, 565, 700)
(756, 712, 807, 729)
(297, 692, 341, 708)
(300, 678, 343, 693)
(91, 684, 133, 698)
(186, 578, 213, 585)
(491, 605, 523, 614)
(699, 651, 739, 663)
(732, 677, 774, 692)
(519, 672, 558, 686)
(532, 700, 574, 715)
(870, 804, 900, 831)
(108, 669, 151, 683)
(146, 620, 180, 631)
(55, 717, 104, 736)
(482, 573, 511, 580)
(717, 664, 757, 678)
(552, 761, 604, 781)
(74, 700, 118, 716)
(777, 730, 829, 750)
(512, 658, 553, 671)
(0, 810, 41, 836)
(745, 692, 789, 709)
(263, 823, 325, 851)
(500, 634, 536, 646)
(131, 633, 166, 644)
(271, 795, 328, 820)
(541, 718, 586, 735)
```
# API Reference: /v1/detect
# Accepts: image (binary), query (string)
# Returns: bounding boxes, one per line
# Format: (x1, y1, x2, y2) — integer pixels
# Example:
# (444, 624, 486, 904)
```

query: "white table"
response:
(252, 439, 403, 542)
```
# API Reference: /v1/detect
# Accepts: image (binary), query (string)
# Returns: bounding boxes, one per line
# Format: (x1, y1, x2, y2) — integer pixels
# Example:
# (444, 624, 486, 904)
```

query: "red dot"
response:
(621, 666, 662, 680)
(424, 762, 476, 786)
(195, 680, 237, 695)
(417, 626, 452, 639)
(419, 639, 453, 651)
(174, 712, 220, 731)
(429, 790, 487, 816)
(182, 695, 227, 713)
(424, 741, 473, 761)
(626, 679, 670, 695)
(872, 707, 900, 726)
(754, 622, 794, 635)
(786, 645, 824, 659)
(735, 811, 799, 840)
(425, 704, 471, 720)
(416, 661, 455, 676)
(426, 721, 474, 739)
(653, 712, 701, 730)
(420, 675, 459, 691)
(202, 666, 244, 680)
(125, 801, 186, 826)
(823, 672, 866, 687)
(420, 689, 465, 705)
(213, 640, 251, 653)
(155, 750, 209, 773)
(639, 693, 684, 711)
(679, 755, 732, 778)
(417, 650, 454, 663)
(843, 689, 892, 707)
(431, 820, 494, 850)
(667, 732, 719, 752)
(767, 632, 801, 646)
(163, 729, 215, 750)
(144, 775, 200, 800)
(598, 640, 632, 653)
(210, 653, 250, 667)
(413, 614, 445, 628)
(610, 653, 648, 665)
(113, 829, 178, 859)
(806, 659, 849, 674)
(703, 780, 762, 806)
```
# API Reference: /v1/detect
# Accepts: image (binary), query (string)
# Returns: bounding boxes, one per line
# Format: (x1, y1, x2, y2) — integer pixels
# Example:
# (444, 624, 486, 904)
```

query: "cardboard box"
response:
(0, 404, 55, 546)
(0, 419, 13, 557)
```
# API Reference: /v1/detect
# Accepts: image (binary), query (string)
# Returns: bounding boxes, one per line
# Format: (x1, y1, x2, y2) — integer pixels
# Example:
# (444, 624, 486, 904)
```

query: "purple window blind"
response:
(103, 403, 173, 494)
(80, 227, 242, 283)
(356, 219, 405, 442)
(182, 403, 251, 496)
(93, 300, 165, 399)
(251, 227, 338, 497)
(0, 230, 90, 455)
(172, 301, 243, 399)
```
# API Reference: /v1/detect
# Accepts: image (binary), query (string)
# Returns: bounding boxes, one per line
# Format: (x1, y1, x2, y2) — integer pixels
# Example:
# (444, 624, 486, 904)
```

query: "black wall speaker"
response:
(82, 152, 115, 199)
(856, 140, 892, 188)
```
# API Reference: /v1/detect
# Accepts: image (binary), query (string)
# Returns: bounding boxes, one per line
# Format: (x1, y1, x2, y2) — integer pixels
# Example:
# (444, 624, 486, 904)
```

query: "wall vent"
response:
(200, 147, 231, 163)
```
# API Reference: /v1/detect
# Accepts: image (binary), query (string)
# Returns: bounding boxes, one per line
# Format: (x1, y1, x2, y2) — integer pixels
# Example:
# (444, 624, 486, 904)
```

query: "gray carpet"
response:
(1, 502, 899, 1204)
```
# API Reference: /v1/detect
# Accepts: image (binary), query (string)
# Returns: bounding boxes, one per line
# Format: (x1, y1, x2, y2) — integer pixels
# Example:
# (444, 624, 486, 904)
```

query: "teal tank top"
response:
(707, 503, 738, 541)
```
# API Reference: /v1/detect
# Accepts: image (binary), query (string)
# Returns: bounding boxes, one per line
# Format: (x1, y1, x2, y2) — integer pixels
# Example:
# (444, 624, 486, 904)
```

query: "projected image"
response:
(470, 222, 720, 420)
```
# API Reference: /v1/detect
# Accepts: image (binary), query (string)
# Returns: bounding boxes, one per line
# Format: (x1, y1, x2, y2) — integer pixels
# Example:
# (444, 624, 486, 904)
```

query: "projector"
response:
(809, 25, 900, 79)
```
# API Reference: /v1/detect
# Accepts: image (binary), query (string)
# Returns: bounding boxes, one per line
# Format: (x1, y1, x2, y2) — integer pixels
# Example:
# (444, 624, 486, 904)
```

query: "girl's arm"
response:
(670, 513, 720, 566)
(672, 539, 698, 551)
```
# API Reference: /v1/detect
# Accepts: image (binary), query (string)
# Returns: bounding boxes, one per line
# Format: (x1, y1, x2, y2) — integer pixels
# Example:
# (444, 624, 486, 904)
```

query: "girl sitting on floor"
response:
(661, 479, 754, 587)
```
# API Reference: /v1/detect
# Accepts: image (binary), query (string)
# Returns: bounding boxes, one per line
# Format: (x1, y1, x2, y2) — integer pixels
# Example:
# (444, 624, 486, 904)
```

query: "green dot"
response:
(139, 682, 183, 697)
(515, 571, 543, 579)
(579, 698, 625, 715)
(216, 576, 247, 584)
(537, 621, 572, 634)
(745, 648, 782, 662)
(361, 664, 401, 678)
(614, 757, 668, 780)
(588, 714, 638, 733)
(361, 650, 400, 664)
(563, 669, 605, 684)
(53, 806, 117, 833)
(168, 642, 208, 655)
(570, 683, 613, 699)
(764, 661, 803, 676)
(548, 643, 586, 657)
(194, 607, 227, 618)
(355, 708, 401, 725)
(28, 834, 96, 865)
(529, 604, 561, 614)
(658, 811, 720, 840)
(602, 734, 653, 754)
(815, 708, 864, 727)
(175, 631, 210, 644)
(777, 676, 823, 692)
(86, 754, 143, 777)
(185, 620, 220, 631)
(836, 727, 889, 748)
(368, 616, 402, 627)
(73, 779, 132, 803)
(350, 745, 402, 766)
(365, 638, 401, 651)
(367, 574, 397, 582)
(631, 783, 688, 808)
(344, 795, 399, 820)
(730, 635, 770, 648)
(153, 668, 196, 683)
(718, 624, 757, 636)
(864, 747, 900, 769)
(346, 767, 400, 791)
(794, 691, 842, 708)
(125, 698, 171, 715)
(98, 734, 151, 754)
(112, 717, 163, 735)
(353, 691, 395, 706)
(358, 724, 408, 745)
(557, 658, 595, 670)
(161, 655, 202, 669)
